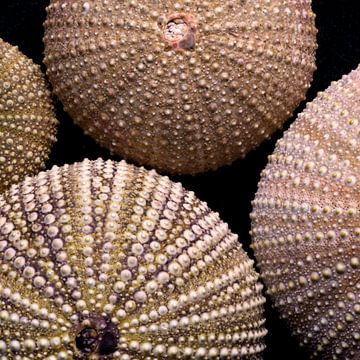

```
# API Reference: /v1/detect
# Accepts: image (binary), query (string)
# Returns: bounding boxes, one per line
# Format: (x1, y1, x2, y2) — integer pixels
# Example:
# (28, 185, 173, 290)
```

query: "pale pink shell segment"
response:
(251, 65, 360, 359)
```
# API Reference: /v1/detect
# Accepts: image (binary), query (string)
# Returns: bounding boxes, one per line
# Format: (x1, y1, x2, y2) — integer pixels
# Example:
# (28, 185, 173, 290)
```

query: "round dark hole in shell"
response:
(98, 332, 118, 355)
(75, 327, 98, 354)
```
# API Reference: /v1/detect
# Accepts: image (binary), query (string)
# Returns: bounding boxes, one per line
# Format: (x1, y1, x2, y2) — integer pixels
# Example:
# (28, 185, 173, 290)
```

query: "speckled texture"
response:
(0, 158, 266, 359)
(43, 0, 317, 175)
(251, 65, 360, 359)
(0, 38, 57, 193)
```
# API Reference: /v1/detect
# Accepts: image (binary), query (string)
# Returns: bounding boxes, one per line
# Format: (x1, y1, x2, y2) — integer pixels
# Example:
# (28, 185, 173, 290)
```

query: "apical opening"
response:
(160, 13, 196, 51)
(164, 17, 189, 42)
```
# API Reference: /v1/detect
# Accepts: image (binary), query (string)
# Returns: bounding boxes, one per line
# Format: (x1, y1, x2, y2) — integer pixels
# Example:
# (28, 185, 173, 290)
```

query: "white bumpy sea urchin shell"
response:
(43, 0, 317, 175)
(0, 38, 57, 192)
(0, 158, 266, 359)
(251, 65, 360, 359)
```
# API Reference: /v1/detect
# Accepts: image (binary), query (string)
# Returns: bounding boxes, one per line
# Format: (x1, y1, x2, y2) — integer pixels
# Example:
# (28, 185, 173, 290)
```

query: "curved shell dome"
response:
(0, 38, 57, 192)
(0, 158, 266, 359)
(43, 0, 317, 175)
(251, 65, 360, 359)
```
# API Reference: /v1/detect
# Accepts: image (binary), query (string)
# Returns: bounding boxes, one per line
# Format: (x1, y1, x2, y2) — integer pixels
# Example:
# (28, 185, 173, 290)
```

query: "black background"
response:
(0, 1, 360, 359)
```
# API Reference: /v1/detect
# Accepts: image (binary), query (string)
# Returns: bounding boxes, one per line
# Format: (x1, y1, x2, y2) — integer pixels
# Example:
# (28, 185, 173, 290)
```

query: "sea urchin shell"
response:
(0, 158, 266, 359)
(0, 38, 57, 192)
(251, 65, 360, 359)
(43, 0, 317, 175)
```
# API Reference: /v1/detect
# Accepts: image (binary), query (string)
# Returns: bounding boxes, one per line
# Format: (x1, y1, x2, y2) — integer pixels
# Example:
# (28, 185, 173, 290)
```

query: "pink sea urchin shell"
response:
(251, 65, 360, 359)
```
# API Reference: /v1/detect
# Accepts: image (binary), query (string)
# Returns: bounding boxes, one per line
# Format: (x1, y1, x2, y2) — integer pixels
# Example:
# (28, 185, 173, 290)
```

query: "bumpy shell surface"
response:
(43, 0, 317, 175)
(251, 65, 360, 359)
(0, 158, 266, 359)
(0, 38, 57, 192)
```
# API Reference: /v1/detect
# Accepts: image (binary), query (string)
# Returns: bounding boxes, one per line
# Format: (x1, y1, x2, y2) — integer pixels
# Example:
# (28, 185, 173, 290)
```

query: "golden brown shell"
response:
(251, 65, 360, 359)
(0, 38, 57, 192)
(43, 0, 317, 175)
(0, 158, 266, 359)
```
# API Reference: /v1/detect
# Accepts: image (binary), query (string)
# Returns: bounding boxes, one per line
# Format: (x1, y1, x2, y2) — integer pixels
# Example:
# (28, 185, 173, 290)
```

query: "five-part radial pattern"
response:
(43, 0, 317, 174)
(0, 38, 57, 193)
(251, 65, 360, 359)
(0, 158, 266, 359)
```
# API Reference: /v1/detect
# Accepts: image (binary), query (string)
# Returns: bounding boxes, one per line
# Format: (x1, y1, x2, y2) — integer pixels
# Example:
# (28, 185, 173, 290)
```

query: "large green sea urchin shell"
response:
(43, 0, 317, 175)
(0, 38, 57, 192)
(251, 65, 360, 359)
(0, 158, 266, 359)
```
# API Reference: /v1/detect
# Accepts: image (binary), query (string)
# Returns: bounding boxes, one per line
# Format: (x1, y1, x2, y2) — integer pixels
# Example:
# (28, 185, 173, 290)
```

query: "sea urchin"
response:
(43, 0, 317, 174)
(0, 38, 57, 193)
(0, 158, 266, 359)
(251, 65, 360, 359)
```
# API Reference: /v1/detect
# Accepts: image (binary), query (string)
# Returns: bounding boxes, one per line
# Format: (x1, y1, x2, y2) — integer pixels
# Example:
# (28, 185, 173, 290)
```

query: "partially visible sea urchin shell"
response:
(0, 38, 57, 192)
(251, 65, 360, 359)
(0, 158, 266, 359)
(43, 0, 317, 175)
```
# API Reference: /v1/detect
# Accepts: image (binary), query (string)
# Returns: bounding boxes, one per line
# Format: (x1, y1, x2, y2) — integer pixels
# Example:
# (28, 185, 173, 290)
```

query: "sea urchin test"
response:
(43, 0, 317, 175)
(0, 38, 57, 192)
(251, 65, 360, 359)
(0, 159, 266, 359)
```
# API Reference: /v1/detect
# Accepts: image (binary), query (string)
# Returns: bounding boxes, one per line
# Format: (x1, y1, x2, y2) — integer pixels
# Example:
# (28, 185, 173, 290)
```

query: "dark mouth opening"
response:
(75, 317, 119, 356)
(98, 332, 118, 355)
